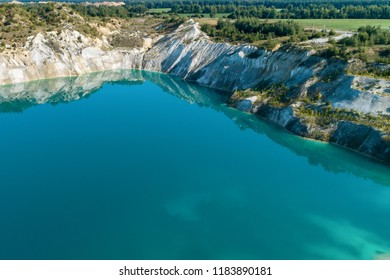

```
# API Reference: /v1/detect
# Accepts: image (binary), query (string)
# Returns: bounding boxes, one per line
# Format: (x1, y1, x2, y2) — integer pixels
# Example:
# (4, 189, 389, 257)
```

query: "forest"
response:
(169, 3, 390, 19)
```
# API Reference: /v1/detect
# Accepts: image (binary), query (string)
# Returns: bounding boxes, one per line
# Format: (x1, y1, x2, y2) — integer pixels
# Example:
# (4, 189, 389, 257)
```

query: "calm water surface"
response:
(0, 71, 389, 260)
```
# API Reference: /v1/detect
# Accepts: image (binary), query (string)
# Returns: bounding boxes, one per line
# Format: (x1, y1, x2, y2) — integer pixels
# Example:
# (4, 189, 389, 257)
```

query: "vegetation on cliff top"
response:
(0, 2, 185, 51)
(201, 18, 329, 49)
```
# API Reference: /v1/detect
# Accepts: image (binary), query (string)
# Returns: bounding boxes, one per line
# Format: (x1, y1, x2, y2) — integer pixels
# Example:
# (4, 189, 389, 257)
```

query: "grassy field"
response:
(290, 19, 390, 31)
(148, 8, 171, 13)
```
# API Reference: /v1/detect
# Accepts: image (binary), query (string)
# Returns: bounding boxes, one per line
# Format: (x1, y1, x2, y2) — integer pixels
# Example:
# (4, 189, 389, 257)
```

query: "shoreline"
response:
(0, 68, 388, 166)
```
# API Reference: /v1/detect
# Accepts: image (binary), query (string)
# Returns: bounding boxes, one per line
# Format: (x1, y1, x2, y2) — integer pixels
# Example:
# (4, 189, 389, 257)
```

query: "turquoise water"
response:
(0, 70, 389, 260)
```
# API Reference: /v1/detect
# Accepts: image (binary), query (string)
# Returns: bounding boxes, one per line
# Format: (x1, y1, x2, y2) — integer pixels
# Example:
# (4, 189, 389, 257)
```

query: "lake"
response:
(0, 70, 389, 260)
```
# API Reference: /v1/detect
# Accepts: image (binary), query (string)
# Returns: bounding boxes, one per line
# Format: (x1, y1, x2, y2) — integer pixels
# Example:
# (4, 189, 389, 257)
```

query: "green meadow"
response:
(289, 19, 390, 31)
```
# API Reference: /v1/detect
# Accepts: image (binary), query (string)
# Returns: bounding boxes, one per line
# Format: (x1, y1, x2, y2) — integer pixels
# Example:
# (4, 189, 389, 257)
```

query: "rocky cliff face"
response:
(0, 20, 389, 163)
(330, 121, 390, 163)
(0, 29, 147, 84)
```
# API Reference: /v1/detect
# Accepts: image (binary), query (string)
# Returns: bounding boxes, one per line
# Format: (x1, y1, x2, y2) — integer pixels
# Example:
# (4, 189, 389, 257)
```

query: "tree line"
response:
(170, 3, 390, 19)
(12, 0, 390, 6)
(4, 1, 390, 19)
(69, 4, 148, 18)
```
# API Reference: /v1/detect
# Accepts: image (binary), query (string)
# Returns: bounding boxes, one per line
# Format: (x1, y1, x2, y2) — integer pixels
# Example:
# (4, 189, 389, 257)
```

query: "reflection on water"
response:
(1, 70, 389, 187)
